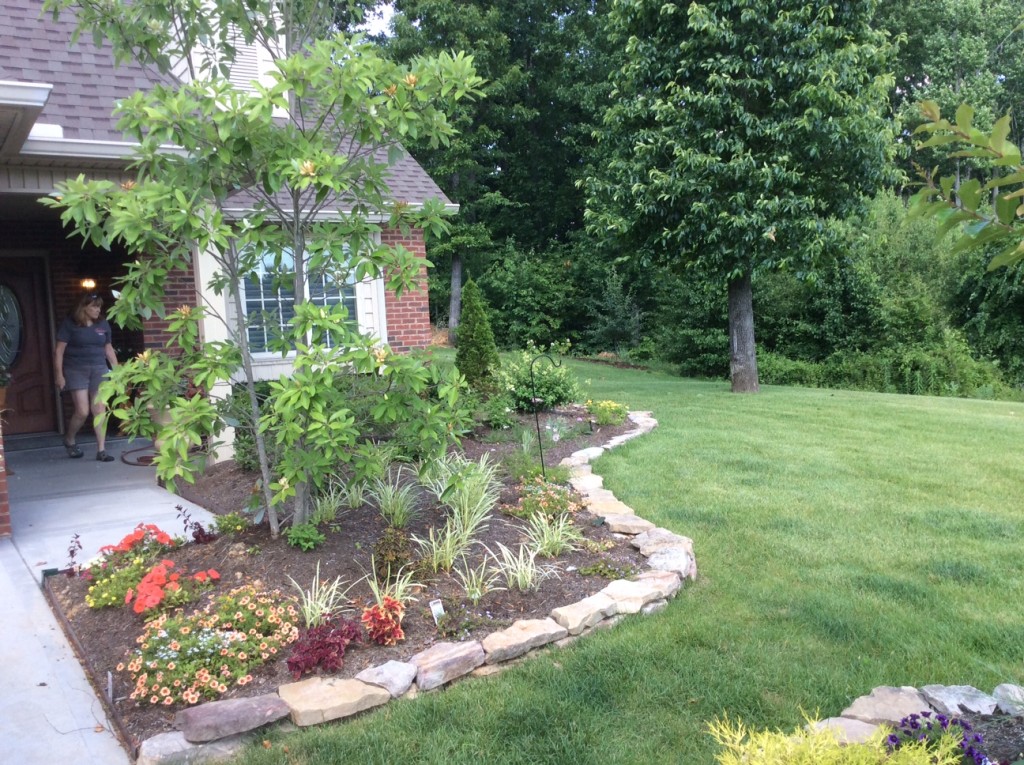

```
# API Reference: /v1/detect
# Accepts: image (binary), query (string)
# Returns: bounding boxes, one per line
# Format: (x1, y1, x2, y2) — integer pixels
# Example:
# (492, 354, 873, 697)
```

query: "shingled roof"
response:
(0, 0, 452, 206)
(0, 0, 155, 142)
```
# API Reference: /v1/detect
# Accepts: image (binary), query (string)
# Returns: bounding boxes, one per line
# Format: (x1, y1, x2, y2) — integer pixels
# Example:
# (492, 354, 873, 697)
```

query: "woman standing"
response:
(53, 293, 119, 461)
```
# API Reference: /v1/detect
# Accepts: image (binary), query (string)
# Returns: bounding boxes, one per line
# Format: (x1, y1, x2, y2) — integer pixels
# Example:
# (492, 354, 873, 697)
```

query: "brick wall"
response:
(141, 266, 201, 349)
(381, 226, 432, 352)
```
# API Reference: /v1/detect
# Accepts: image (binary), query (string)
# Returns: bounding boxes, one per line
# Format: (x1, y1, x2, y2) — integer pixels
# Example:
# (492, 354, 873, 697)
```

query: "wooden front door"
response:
(0, 256, 57, 434)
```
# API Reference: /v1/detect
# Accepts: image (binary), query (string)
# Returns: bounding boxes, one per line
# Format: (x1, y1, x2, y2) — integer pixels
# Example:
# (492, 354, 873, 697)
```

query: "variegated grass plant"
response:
(341, 480, 367, 510)
(365, 559, 422, 608)
(287, 561, 356, 628)
(488, 542, 560, 592)
(309, 475, 348, 525)
(370, 466, 420, 529)
(525, 512, 585, 558)
(414, 454, 503, 572)
(453, 554, 505, 605)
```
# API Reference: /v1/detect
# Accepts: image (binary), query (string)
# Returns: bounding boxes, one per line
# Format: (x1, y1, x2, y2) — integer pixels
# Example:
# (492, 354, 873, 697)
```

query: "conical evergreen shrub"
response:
(455, 278, 500, 390)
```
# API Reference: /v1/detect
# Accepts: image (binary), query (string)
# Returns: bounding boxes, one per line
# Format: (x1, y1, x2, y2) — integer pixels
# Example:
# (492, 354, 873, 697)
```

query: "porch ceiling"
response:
(0, 192, 62, 222)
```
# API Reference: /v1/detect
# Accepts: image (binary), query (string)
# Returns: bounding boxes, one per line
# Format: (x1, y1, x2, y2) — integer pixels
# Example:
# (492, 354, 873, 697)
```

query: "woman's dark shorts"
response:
(64, 365, 109, 394)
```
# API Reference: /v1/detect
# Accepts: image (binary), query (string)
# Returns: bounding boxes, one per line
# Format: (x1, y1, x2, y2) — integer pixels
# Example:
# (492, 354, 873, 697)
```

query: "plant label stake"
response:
(529, 352, 560, 480)
(429, 599, 445, 624)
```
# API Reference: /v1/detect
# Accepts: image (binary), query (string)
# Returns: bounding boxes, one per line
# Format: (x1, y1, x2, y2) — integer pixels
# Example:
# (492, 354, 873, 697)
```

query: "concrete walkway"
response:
(0, 437, 214, 764)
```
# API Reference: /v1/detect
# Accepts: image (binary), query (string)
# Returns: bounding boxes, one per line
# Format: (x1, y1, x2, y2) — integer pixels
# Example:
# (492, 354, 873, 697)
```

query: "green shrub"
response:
(585, 399, 628, 426)
(478, 243, 575, 348)
(455, 278, 500, 391)
(756, 352, 823, 388)
(213, 512, 248, 535)
(494, 342, 583, 412)
(481, 392, 517, 430)
(708, 716, 962, 764)
(758, 332, 1016, 400)
(284, 523, 326, 551)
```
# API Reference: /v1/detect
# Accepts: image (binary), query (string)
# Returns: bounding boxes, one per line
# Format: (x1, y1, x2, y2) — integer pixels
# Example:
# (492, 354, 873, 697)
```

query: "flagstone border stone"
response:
(812, 682, 1024, 746)
(137, 410, 697, 764)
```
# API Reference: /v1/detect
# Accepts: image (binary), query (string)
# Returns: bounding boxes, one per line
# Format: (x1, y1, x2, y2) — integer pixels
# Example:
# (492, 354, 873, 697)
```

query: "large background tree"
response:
(586, 0, 896, 392)
(876, 0, 1024, 179)
(380, 0, 613, 344)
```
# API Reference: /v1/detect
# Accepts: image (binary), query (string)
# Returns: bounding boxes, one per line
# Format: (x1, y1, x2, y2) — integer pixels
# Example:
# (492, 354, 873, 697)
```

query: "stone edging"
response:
(814, 683, 1024, 745)
(138, 411, 695, 764)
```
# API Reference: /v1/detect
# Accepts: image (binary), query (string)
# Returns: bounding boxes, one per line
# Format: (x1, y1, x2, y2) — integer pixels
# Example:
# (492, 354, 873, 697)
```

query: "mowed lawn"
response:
(235, 361, 1024, 764)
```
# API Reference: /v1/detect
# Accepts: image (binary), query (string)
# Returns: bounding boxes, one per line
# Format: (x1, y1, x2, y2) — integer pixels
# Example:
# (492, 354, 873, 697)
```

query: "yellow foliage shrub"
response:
(708, 716, 963, 765)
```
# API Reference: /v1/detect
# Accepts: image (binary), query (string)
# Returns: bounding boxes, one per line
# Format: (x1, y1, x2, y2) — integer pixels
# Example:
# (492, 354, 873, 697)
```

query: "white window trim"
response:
(227, 247, 388, 382)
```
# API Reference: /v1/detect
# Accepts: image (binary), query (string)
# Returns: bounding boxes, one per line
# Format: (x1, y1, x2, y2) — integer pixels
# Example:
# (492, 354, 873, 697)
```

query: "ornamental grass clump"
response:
(489, 542, 560, 592)
(119, 586, 298, 706)
(370, 467, 420, 529)
(453, 555, 504, 605)
(526, 513, 585, 558)
(288, 562, 355, 628)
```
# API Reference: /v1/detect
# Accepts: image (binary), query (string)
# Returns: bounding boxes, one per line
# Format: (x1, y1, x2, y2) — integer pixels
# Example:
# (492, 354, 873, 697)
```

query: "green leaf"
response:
(995, 193, 1018, 225)
(957, 179, 982, 212)
(990, 114, 1011, 150)
(955, 104, 974, 133)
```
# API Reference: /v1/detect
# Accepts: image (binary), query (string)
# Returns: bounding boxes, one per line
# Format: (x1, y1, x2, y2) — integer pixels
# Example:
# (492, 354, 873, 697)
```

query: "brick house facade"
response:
(0, 1, 448, 538)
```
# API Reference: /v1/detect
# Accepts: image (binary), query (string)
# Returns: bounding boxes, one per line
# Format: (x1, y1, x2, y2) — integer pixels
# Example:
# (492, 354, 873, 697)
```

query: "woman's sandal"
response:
(64, 441, 84, 459)
(96, 451, 115, 463)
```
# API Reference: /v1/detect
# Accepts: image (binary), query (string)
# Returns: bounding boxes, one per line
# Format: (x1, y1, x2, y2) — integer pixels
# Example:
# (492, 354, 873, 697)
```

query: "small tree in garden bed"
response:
(455, 278, 500, 391)
(41, 0, 484, 536)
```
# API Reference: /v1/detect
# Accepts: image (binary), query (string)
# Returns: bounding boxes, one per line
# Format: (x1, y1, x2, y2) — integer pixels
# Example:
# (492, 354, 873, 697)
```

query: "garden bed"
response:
(46, 406, 645, 750)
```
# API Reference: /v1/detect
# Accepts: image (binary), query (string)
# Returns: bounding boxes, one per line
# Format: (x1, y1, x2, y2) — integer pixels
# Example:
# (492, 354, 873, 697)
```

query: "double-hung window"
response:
(244, 249, 359, 353)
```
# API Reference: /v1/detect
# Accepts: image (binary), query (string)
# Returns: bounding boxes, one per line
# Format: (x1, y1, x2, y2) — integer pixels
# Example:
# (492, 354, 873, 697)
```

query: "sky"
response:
(361, 3, 395, 36)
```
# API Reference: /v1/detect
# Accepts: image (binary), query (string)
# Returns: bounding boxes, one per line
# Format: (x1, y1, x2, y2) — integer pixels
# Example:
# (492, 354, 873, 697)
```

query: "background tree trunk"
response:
(447, 253, 463, 345)
(728, 273, 760, 393)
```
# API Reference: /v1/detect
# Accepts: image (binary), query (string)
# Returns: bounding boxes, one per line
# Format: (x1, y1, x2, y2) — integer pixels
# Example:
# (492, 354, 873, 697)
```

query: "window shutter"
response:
(229, 41, 261, 92)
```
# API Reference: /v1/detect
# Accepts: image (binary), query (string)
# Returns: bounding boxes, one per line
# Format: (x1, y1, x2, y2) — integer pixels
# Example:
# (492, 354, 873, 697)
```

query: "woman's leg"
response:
(90, 392, 108, 453)
(66, 388, 90, 445)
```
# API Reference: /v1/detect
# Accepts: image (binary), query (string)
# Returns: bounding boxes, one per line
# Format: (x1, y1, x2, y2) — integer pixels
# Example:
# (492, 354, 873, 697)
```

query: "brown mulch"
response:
(46, 408, 643, 749)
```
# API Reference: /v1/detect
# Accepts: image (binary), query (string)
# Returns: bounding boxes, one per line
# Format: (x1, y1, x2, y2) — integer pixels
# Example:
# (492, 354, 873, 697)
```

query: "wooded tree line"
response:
(361, 0, 1024, 397)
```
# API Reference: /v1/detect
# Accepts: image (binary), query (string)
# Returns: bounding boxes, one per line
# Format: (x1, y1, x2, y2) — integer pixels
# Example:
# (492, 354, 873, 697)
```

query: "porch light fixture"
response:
(80, 278, 96, 290)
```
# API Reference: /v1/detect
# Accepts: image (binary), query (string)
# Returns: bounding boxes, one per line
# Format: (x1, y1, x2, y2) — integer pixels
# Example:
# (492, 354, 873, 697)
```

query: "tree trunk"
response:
(727, 273, 760, 393)
(447, 253, 463, 345)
